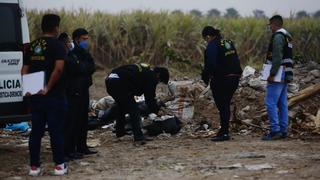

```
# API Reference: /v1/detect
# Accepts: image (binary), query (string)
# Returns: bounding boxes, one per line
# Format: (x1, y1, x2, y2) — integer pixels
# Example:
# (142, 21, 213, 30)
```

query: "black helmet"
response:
(154, 67, 169, 84)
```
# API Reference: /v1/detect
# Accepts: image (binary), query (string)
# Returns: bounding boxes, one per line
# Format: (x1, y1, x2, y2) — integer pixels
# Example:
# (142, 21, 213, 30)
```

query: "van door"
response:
(0, 1, 30, 123)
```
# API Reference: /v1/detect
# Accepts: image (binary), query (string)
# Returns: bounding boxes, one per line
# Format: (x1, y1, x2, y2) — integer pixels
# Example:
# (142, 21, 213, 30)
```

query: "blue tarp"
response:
(3, 122, 30, 132)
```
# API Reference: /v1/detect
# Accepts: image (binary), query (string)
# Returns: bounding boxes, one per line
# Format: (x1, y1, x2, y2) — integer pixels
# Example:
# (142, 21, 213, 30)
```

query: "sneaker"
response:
(261, 132, 282, 141)
(211, 134, 230, 142)
(54, 163, 68, 176)
(29, 166, 41, 176)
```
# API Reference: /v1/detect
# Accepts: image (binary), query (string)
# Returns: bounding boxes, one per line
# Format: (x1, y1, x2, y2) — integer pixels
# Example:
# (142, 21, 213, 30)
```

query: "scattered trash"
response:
(80, 161, 90, 166)
(218, 163, 243, 170)
(3, 122, 30, 133)
(144, 116, 182, 136)
(86, 61, 320, 139)
(288, 83, 299, 93)
(276, 170, 291, 174)
(236, 152, 266, 159)
(87, 139, 101, 148)
(308, 69, 320, 78)
(172, 163, 185, 171)
(242, 66, 256, 78)
(244, 163, 274, 171)
(248, 77, 267, 91)
(165, 97, 194, 121)
(91, 96, 115, 110)
(101, 123, 114, 129)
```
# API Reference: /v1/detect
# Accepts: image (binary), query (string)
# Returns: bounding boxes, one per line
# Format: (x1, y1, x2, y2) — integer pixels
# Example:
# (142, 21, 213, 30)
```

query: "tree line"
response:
(171, 8, 320, 19)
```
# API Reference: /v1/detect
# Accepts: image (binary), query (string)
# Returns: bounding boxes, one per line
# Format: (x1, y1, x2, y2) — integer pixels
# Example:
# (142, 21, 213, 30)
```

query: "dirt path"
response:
(1, 130, 319, 180)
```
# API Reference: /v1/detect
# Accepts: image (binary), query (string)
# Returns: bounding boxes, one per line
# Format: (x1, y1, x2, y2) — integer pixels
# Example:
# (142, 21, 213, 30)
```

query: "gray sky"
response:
(24, 0, 320, 17)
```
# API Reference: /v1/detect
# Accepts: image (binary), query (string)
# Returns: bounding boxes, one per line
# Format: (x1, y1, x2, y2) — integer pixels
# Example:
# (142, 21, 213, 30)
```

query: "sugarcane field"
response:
(0, 0, 320, 179)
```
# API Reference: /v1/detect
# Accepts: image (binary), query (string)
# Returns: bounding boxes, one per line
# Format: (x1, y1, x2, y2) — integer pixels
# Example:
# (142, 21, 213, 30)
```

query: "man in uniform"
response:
(105, 63, 169, 145)
(71, 28, 97, 154)
(22, 14, 68, 176)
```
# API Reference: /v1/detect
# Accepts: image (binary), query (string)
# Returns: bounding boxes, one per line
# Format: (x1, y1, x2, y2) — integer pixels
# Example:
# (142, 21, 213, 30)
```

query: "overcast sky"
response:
(24, 0, 320, 17)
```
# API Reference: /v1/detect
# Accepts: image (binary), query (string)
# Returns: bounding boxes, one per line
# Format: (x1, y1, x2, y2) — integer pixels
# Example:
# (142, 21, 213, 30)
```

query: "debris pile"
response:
(85, 61, 320, 138)
(193, 61, 320, 137)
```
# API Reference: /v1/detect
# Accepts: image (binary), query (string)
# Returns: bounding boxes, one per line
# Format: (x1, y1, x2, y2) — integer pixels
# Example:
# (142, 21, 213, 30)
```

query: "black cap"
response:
(154, 67, 169, 84)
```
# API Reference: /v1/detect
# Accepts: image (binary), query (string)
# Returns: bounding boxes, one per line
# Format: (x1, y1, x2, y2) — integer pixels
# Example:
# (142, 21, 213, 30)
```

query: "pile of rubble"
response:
(81, 60, 320, 139)
(90, 61, 320, 138)
(193, 61, 320, 137)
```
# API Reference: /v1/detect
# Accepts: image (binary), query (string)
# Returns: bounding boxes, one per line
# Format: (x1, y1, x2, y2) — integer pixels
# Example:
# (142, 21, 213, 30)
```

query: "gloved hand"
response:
(201, 71, 210, 86)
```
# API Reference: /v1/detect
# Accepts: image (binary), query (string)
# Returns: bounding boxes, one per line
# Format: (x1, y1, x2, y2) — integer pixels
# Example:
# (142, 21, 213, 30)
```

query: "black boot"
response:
(211, 133, 230, 142)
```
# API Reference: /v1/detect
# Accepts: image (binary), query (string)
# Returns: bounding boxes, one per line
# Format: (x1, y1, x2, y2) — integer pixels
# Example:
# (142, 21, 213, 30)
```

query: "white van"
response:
(0, 0, 31, 126)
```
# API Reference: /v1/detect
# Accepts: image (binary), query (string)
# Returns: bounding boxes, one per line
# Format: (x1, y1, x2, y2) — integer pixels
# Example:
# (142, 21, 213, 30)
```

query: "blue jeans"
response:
(29, 96, 67, 166)
(265, 82, 288, 133)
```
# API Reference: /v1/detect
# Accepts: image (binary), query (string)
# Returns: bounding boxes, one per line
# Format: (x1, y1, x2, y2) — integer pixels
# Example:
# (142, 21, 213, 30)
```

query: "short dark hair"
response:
(154, 67, 169, 84)
(269, 15, 283, 27)
(41, 14, 60, 33)
(72, 28, 89, 40)
(202, 26, 221, 39)
(58, 32, 69, 43)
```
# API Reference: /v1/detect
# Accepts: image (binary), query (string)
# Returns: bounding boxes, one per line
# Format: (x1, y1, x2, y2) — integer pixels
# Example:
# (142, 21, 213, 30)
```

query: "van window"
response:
(0, 3, 22, 51)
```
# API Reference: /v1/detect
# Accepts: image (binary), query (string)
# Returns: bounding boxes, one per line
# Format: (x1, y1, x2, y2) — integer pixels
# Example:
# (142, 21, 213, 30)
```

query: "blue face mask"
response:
(79, 40, 89, 49)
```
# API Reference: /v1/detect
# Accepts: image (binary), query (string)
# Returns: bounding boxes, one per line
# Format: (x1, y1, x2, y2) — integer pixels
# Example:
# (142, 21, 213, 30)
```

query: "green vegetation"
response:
(27, 9, 320, 75)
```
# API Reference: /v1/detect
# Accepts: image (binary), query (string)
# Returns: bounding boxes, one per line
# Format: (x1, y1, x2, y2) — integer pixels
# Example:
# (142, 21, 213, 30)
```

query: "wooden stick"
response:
(241, 120, 269, 130)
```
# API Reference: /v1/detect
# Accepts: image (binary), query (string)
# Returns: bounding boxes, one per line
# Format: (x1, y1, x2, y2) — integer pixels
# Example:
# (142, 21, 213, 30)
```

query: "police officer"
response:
(22, 14, 68, 176)
(58, 32, 84, 160)
(105, 63, 169, 145)
(262, 15, 293, 140)
(201, 26, 242, 141)
(71, 28, 97, 154)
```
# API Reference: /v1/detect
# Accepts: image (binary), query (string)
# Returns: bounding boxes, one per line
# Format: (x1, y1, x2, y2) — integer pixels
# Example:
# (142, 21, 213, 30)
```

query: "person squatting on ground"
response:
(105, 63, 169, 145)
(58, 32, 84, 161)
(69, 28, 97, 154)
(22, 14, 68, 176)
(201, 26, 243, 142)
(262, 15, 293, 140)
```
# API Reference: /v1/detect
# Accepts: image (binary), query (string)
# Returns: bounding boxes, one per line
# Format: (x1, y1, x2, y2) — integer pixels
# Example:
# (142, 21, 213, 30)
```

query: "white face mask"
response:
(69, 42, 75, 51)
(266, 25, 272, 33)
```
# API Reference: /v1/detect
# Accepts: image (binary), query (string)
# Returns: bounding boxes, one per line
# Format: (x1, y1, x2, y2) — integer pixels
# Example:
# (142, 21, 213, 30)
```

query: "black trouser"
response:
(75, 89, 90, 151)
(64, 95, 81, 155)
(29, 96, 67, 166)
(210, 76, 239, 135)
(106, 78, 144, 141)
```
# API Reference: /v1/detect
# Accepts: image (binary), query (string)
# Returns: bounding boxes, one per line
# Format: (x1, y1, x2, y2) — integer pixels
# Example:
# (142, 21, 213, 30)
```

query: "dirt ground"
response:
(0, 70, 320, 179)
(1, 131, 320, 180)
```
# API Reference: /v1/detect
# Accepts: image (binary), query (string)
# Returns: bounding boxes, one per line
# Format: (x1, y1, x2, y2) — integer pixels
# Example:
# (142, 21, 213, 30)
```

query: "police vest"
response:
(135, 63, 150, 72)
(266, 31, 294, 83)
(216, 39, 242, 77)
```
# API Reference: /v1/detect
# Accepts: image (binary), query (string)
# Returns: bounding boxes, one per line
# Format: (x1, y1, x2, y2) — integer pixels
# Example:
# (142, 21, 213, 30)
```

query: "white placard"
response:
(0, 51, 23, 73)
(261, 64, 283, 82)
(22, 71, 45, 95)
(0, 74, 23, 103)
